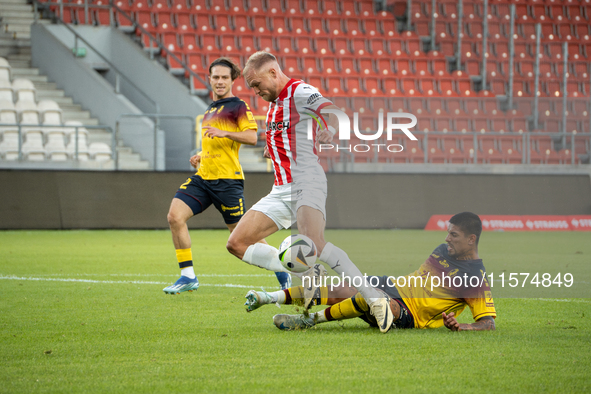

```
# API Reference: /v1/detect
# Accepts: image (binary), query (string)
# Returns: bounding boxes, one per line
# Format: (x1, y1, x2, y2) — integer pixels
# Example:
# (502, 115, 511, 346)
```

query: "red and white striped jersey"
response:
(265, 79, 333, 186)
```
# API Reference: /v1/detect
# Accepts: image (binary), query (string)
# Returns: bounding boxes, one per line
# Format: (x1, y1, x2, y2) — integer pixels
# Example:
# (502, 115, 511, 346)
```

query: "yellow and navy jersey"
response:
(197, 97, 257, 180)
(396, 244, 496, 329)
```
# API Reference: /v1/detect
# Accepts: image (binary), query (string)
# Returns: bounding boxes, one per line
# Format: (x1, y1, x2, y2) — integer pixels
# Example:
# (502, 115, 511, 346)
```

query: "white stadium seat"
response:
(46, 141, 69, 161)
(0, 100, 18, 133)
(38, 99, 63, 125)
(22, 130, 45, 161)
(0, 129, 20, 160)
(12, 78, 36, 102)
(0, 57, 11, 82)
(0, 79, 13, 102)
(88, 142, 112, 161)
(16, 100, 42, 133)
(65, 121, 90, 160)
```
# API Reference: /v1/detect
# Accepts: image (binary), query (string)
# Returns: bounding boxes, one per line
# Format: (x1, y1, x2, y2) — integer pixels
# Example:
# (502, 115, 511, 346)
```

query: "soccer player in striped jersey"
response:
(246, 212, 497, 332)
(226, 51, 396, 333)
(163, 57, 291, 295)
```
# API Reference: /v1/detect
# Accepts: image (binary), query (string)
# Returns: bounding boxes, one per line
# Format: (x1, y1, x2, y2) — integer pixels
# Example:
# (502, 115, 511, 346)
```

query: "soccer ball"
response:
(278, 234, 318, 273)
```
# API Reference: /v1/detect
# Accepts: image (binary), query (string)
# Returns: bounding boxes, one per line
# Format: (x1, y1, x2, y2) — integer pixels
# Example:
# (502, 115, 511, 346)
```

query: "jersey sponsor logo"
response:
(438, 259, 449, 268)
(267, 121, 290, 131)
(307, 93, 322, 105)
(448, 268, 459, 277)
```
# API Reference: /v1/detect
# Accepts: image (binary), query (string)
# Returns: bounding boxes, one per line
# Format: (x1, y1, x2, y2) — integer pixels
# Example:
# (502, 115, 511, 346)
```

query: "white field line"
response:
(28, 273, 274, 278)
(0, 275, 265, 289)
(528, 298, 591, 304)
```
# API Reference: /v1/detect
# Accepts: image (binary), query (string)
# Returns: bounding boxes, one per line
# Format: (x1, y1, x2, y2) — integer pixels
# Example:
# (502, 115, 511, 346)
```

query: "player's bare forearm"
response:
(203, 126, 258, 145)
(224, 129, 258, 145)
(442, 312, 495, 331)
(457, 316, 496, 331)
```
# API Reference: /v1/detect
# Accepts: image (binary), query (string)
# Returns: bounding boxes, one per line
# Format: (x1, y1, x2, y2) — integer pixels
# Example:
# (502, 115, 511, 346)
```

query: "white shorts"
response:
(250, 180, 327, 230)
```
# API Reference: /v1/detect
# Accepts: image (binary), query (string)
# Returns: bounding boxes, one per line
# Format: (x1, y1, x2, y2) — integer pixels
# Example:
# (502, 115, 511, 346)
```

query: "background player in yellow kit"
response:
(245, 212, 496, 332)
(163, 57, 291, 294)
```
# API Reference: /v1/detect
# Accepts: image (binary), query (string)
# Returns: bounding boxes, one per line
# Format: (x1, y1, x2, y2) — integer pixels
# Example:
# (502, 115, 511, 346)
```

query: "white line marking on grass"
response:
(30, 273, 275, 278)
(0, 275, 260, 289)
(529, 298, 591, 304)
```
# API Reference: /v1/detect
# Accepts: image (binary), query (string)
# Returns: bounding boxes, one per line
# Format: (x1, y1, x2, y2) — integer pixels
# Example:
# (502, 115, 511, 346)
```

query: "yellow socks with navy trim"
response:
(176, 248, 195, 279)
(313, 293, 367, 323)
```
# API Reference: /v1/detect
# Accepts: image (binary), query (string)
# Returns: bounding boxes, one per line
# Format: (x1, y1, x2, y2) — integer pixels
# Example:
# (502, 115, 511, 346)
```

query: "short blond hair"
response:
(244, 51, 277, 75)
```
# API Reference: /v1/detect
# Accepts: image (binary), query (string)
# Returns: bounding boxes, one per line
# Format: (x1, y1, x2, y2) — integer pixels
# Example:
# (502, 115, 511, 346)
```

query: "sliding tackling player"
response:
(245, 212, 497, 332)
(163, 57, 291, 294)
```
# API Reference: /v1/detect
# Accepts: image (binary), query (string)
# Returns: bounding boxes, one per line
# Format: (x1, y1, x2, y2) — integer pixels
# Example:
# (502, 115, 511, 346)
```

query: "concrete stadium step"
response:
(11, 67, 39, 76)
(0, 0, 31, 3)
(0, 4, 33, 12)
(32, 81, 58, 90)
(3, 24, 33, 34)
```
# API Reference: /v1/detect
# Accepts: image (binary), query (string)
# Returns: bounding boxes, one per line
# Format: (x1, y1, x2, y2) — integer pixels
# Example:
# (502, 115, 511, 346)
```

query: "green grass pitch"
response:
(1, 229, 590, 393)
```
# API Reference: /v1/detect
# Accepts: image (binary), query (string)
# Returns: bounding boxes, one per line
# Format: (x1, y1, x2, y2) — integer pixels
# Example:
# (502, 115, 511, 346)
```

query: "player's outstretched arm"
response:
(442, 312, 496, 331)
(203, 126, 258, 145)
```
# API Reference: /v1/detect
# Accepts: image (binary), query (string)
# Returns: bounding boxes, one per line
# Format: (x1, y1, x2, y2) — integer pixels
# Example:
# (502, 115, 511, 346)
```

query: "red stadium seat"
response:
(343, 18, 361, 36)
(326, 75, 343, 95)
(320, 57, 339, 75)
(315, 37, 333, 54)
(276, 36, 294, 54)
(350, 37, 368, 56)
(332, 37, 350, 55)
(369, 37, 390, 55)
(358, 58, 374, 75)
(376, 58, 394, 76)
(395, 59, 413, 76)
(362, 19, 379, 37)
(365, 77, 384, 96)
(344, 77, 363, 94)
(295, 36, 314, 54)
(388, 37, 404, 56)
(340, 57, 358, 75)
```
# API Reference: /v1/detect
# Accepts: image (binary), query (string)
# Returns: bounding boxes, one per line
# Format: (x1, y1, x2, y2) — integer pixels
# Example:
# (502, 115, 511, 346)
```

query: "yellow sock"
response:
(284, 286, 328, 306)
(323, 293, 367, 321)
(176, 248, 195, 279)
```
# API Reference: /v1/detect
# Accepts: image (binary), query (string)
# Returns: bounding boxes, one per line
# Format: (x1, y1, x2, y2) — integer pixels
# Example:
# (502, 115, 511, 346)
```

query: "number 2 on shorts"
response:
(180, 178, 192, 190)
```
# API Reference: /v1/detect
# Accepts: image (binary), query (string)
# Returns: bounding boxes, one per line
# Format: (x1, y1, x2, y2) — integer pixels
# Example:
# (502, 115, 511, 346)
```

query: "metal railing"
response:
(327, 130, 590, 169)
(116, 113, 195, 171)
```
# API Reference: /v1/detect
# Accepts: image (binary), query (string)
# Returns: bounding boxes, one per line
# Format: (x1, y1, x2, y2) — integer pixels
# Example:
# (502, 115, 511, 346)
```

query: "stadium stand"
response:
(3, 0, 590, 169)
(0, 48, 148, 166)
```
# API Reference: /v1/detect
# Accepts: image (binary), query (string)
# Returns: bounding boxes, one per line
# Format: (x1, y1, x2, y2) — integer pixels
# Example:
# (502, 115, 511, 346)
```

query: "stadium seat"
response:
(64, 120, 90, 161)
(88, 142, 113, 161)
(0, 57, 11, 82)
(38, 100, 63, 126)
(325, 75, 343, 94)
(22, 128, 45, 161)
(0, 79, 13, 102)
(312, 35, 332, 54)
(12, 79, 36, 102)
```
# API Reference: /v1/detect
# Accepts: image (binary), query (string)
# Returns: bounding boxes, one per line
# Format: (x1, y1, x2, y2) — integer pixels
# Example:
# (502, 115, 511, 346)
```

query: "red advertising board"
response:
(425, 215, 591, 231)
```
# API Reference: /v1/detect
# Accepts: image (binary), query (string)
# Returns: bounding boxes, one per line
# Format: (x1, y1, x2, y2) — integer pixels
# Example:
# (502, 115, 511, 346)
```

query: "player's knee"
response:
(226, 236, 244, 258)
(167, 209, 184, 228)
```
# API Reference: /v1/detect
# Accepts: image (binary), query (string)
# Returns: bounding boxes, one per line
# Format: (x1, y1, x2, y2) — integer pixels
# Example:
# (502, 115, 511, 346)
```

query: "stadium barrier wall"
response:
(0, 170, 590, 229)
